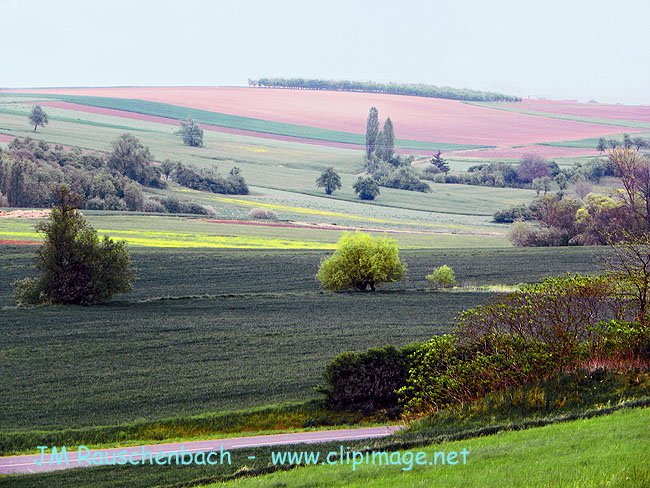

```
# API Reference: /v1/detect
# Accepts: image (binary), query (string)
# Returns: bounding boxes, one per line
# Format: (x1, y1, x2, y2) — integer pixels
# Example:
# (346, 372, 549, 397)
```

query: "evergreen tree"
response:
(365, 107, 379, 159)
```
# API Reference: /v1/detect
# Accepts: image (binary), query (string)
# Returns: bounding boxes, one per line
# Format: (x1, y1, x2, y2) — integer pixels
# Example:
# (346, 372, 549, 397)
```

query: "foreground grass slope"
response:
(211, 406, 650, 488)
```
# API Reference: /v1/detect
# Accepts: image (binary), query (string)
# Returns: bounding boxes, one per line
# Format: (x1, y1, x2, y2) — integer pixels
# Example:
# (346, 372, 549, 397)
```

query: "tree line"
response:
(0, 136, 248, 214)
(249, 77, 521, 102)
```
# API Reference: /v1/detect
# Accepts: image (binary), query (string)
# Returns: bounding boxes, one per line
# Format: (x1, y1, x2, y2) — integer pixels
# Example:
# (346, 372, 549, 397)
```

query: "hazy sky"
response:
(2, 0, 649, 105)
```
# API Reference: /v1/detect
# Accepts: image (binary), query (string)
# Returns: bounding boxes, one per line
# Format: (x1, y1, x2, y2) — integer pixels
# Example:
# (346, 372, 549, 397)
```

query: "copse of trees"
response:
(107, 133, 165, 188)
(506, 148, 650, 247)
(13, 186, 135, 305)
(249, 77, 522, 102)
(0, 138, 148, 211)
(353, 176, 380, 200)
(167, 162, 249, 195)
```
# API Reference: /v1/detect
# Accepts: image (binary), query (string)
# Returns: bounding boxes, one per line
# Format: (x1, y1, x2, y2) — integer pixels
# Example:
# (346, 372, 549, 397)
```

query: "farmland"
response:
(2, 87, 645, 149)
(1, 83, 649, 488)
(0, 245, 603, 435)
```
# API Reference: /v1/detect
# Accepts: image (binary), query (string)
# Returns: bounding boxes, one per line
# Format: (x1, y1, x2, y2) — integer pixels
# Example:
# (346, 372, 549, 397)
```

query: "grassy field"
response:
(0, 101, 538, 220)
(0, 245, 605, 437)
(208, 406, 650, 488)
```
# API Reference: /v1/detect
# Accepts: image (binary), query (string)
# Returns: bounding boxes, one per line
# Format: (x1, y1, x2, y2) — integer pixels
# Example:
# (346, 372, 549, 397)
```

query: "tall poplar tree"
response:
(381, 117, 395, 161)
(365, 107, 379, 159)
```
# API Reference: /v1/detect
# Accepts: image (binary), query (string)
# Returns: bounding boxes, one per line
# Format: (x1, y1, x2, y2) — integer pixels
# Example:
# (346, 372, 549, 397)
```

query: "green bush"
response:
(353, 176, 380, 200)
(398, 334, 562, 417)
(318, 344, 419, 413)
(427, 265, 455, 288)
(316, 231, 406, 291)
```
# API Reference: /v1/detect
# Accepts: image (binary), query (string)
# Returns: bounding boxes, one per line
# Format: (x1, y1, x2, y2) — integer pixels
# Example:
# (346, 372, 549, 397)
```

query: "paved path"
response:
(0, 425, 402, 474)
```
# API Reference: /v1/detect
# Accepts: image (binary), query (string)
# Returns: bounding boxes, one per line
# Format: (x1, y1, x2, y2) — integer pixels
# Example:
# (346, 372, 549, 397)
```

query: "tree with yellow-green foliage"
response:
(316, 231, 406, 291)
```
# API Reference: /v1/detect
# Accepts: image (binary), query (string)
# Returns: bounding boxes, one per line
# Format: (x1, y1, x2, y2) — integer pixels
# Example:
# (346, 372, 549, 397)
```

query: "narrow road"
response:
(0, 425, 403, 475)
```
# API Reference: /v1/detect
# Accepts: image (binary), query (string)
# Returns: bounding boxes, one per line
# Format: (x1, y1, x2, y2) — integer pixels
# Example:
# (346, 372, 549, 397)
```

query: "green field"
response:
(0, 245, 604, 436)
(210, 406, 650, 488)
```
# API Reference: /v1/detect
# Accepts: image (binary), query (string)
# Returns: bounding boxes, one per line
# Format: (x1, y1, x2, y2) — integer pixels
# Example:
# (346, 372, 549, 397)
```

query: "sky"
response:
(2, 0, 649, 105)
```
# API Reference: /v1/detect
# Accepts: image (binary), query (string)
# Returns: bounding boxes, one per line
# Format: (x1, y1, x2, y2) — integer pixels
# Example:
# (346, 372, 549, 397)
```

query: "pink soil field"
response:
(0, 209, 50, 218)
(0, 134, 14, 143)
(447, 145, 601, 159)
(503, 99, 650, 122)
(33, 101, 365, 151)
(3, 87, 642, 147)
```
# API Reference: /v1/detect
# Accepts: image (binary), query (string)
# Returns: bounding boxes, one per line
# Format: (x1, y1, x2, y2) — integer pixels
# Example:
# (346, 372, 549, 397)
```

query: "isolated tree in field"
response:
(28, 105, 49, 132)
(316, 167, 342, 195)
(430, 151, 449, 175)
(12, 186, 135, 305)
(353, 176, 380, 200)
(108, 133, 161, 187)
(427, 265, 455, 289)
(365, 107, 379, 159)
(316, 231, 406, 291)
(177, 116, 204, 147)
(597, 138, 607, 154)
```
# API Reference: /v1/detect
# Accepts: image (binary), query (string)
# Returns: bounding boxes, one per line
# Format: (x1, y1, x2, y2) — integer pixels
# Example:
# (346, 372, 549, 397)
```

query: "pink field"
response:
(34, 100, 365, 150)
(3, 87, 643, 147)
(503, 99, 650, 123)
(0, 134, 14, 143)
(447, 145, 601, 160)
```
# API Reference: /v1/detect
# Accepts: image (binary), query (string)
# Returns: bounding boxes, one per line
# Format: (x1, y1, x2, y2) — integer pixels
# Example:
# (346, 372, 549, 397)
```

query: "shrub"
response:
(493, 204, 535, 223)
(158, 196, 182, 213)
(427, 265, 455, 288)
(143, 199, 167, 213)
(316, 231, 406, 291)
(455, 274, 618, 361)
(353, 177, 380, 200)
(318, 344, 419, 413)
(248, 208, 278, 220)
(399, 334, 561, 416)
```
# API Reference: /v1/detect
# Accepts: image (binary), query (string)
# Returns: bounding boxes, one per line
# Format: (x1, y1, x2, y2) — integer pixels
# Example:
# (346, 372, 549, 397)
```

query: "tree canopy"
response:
(13, 186, 135, 305)
(177, 116, 204, 147)
(107, 133, 163, 187)
(353, 176, 380, 200)
(316, 231, 406, 291)
(316, 167, 342, 195)
(28, 105, 49, 132)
